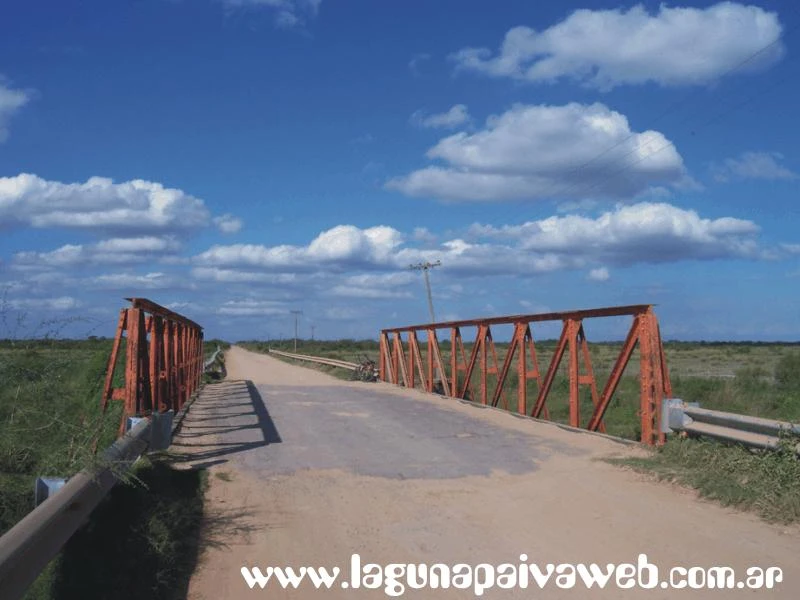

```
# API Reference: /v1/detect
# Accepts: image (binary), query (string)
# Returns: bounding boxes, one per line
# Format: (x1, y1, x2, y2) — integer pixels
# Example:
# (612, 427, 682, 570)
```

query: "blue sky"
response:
(1, 0, 799, 341)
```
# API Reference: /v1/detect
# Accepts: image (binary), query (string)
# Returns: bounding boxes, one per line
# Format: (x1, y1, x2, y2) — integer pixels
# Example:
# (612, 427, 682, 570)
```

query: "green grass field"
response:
(0, 336, 227, 599)
(0, 338, 123, 537)
(2, 332, 799, 594)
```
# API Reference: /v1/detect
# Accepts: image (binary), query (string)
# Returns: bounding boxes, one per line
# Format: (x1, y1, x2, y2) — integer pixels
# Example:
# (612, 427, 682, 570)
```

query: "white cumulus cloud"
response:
(223, 0, 321, 28)
(197, 225, 404, 270)
(217, 299, 289, 316)
(191, 202, 767, 282)
(0, 173, 218, 233)
(711, 151, 797, 182)
(12, 236, 181, 269)
(411, 105, 471, 129)
(388, 103, 688, 202)
(0, 79, 30, 142)
(214, 214, 244, 234)
(468, 202, 763, 264)
(6, 296, 81, 311)
(90, 272, 177, 290)
(451, 2, 783, 90)
(588, 267, 610, 282)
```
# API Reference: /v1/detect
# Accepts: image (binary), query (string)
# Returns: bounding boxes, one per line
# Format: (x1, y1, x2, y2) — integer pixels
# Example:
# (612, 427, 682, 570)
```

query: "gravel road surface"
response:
(181, 346, 799, 599)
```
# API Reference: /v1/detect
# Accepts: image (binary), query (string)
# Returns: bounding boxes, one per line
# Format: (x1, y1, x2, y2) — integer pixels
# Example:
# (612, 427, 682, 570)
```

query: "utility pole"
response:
(290, 310, 303, 352)
(311, 324, 315, 340)
(410, 260, 443, 389)
(409, 260, 441, 323)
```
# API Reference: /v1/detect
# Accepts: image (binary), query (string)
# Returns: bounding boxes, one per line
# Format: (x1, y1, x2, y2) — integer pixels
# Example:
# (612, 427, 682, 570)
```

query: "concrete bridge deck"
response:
(176, 346, 800, 599)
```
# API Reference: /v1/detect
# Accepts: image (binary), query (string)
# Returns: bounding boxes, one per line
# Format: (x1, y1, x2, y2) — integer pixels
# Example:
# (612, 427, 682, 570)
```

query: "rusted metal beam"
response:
(382, 304, 652, 333)
(531, 321, 570, 419)
(102, 298, 204, 438)
(379, 304, 671, 446)
(491, 323, 521, 409)
(586, 315, 641, 432)
(393, 332, 410, 388)
(578, 325, 605, 433)
(101, 309, 127, 412)
(126, 297, 203, 331)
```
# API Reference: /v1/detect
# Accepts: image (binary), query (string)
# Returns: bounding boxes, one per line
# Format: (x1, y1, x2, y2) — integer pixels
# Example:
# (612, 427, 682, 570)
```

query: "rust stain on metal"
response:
(379, 304, 671, 446)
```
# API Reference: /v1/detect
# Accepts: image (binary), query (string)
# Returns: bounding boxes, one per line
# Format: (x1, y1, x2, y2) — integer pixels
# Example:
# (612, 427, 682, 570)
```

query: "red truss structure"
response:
(101, 298, 204, 435)
(379, 305, 672, 445)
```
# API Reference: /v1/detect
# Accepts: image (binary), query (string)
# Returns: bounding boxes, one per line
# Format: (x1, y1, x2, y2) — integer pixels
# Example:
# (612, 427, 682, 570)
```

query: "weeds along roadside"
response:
(0, 337, 123, 538)
(0, 315, 229, 598)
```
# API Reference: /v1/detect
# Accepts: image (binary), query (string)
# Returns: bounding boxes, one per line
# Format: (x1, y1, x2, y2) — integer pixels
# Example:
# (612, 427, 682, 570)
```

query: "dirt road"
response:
(182, 346, 799, 599)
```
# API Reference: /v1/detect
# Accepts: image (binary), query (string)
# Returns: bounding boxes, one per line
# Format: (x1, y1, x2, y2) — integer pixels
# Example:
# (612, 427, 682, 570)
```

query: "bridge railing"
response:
(268, 348, 359, 371)
(101, 297, 204, 435)
(380, 304, 671, 446)
(0, 299, 210, 600)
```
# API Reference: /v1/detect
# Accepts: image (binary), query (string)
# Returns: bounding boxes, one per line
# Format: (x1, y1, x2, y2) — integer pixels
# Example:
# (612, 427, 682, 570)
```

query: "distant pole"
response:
(290, 310, 303, 352)
(311, 324, 315, 340)
(409, 260, 441, 323)
(410, 260, 442, 386)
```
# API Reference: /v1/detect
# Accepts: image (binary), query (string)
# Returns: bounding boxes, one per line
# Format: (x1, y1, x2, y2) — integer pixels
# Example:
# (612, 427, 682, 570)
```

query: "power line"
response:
(553, 65, 797, 201)
(533, 7, 800, 202)
(410, 260, 443, 386)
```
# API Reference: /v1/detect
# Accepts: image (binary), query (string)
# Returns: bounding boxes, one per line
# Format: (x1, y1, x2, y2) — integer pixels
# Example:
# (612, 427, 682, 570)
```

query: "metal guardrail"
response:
(204, 345, 223, 370)
(662, 399, 800, 454)
(268, 348, 359, 371)
(0, 418, 156, 599)
(0, 301, 218, 600)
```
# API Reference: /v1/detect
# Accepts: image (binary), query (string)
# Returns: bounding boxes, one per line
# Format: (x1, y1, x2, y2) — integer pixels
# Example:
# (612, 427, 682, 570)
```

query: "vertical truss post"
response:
(479, 326, 488, 405)
(407, 330, 417, 390)
(409, 331, 427, 391)
(577, 323, 604, 433)
(390, 331, 399, 385)
(450, 327, 458, 397)
(122, 308, 141, 434)
(639, 308, 668, 445)
(101, 309, 127, 412)
(379, 332, 392, 383)
(428, 328, 448, 395)
(149, 316, 162, 414)
(162, 320, 173, 411)
(379, 332, 386, 381)
(174, 322, 181, 410)
(426, 329, 434, 391)
(639, 313, 656, 445)
(566, 318, 581, 428)
(515, 323, 526, 414)
(393, 332, 409, 388)
(379, 304, 671, 445)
